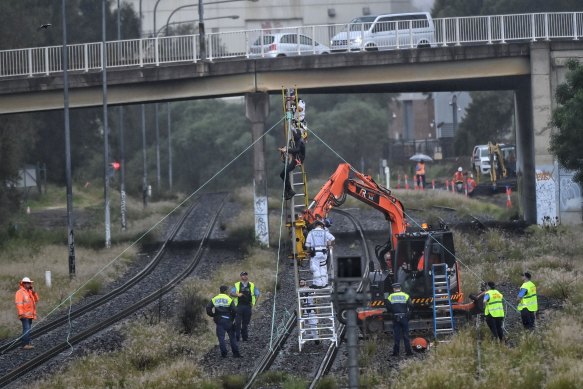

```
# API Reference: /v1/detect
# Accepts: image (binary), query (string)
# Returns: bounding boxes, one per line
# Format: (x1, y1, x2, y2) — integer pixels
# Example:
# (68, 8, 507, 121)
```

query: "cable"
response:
(2, 115, 285, 354)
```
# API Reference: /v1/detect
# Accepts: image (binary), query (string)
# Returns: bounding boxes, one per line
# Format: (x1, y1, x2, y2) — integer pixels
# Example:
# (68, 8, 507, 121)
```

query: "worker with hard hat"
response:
(386, 283, 413, 357)
(483, 281, 505, 341)
(453, 167, 465, 193)
(15, 276, 39, 349)
(517, 272, 538, 330)
(206, 285, 241, 358)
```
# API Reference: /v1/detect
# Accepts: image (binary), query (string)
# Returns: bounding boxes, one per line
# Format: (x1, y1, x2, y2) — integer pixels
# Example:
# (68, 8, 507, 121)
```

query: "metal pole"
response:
(62, 0, 76, 279)
(167, 102, 173, 191)
(102, 0, 111, 249)
(198, 0, 206, 60)
(452, 94, 458, 135)
(141, 104, 148, 208)
(345, 287, 360, 389)
(117, 0, 127, 230)
(155, 103, 161, 192)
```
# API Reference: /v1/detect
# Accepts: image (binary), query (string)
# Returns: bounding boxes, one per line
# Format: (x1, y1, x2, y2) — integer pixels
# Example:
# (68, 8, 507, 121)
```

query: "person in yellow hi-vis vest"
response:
(230, 271, 260, 342)
(483, 281, 505, 341)
(516, 272, 538, 331)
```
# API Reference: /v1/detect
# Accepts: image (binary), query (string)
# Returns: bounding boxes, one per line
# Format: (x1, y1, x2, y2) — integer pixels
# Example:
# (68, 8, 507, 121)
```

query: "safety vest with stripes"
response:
(518, 281, 538, 312)
(234, 282, 256, 306)
(485, 289, 504, 318)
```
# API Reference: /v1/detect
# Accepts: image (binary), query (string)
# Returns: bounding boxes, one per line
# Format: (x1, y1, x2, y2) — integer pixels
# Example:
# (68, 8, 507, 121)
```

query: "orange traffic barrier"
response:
(506, 186, 512, 208)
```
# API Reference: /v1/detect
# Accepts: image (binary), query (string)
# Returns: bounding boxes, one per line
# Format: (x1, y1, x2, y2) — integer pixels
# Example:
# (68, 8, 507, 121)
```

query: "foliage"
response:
(453, 91, 515, 155)
(550, 59, 583, 187)
(177, 287, 209, 335)
(432, 0, 583, 17)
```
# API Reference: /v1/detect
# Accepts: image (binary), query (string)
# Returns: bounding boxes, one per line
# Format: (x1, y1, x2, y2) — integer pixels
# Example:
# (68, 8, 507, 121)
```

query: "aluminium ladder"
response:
(297, 285, 338, 351)
(431, 263, 455, 341)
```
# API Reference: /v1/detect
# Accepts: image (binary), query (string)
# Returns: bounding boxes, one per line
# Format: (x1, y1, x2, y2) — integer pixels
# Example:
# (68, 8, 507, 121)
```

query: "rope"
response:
(2, 116, 285, 354)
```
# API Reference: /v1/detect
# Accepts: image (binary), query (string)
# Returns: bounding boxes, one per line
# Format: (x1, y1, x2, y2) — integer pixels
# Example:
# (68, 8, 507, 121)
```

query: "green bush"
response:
(221, 374, 246, 389)
(81, 278, 102, 297)
(177, 287, 208, 335)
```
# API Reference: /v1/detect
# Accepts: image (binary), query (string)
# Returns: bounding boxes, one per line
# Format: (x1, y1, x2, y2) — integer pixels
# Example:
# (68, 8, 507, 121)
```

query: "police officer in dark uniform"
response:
(206, 285, 241, 358)
(386, 282, 413, 357)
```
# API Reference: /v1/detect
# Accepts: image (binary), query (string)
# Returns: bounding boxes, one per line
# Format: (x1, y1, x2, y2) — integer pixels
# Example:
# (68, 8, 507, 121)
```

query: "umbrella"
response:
(410, 153, 433, 162)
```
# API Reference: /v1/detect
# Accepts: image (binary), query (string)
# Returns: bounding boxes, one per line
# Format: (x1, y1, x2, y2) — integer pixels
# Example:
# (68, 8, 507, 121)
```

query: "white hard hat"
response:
(458, 167, 463, 172)
(21, 277, 33, 283)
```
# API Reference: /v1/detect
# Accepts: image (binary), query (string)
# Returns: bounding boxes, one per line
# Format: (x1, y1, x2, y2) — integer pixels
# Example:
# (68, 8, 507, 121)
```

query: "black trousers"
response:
(392, 316, 412, 355)
(280, 159, 298, 192)
(486, 315, 504, 341)
(235, 304, 252, 341)
(520, 309, 536, 330)
(215, 318, 239, 356)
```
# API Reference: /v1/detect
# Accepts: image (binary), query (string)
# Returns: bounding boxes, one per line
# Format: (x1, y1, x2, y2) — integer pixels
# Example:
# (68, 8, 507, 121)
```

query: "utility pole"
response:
(62, 0, 76, 278)
(117, 0, 127, 230)
(102, 0, 111, 249)
(142, 105, 149, 208)
(167, 103, 173, 191)
(155, 103, 161, 192)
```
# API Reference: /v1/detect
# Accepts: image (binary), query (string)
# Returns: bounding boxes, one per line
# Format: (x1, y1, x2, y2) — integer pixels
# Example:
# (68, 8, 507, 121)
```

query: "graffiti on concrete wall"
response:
(254, 195, 269, 246)
(559, 167, 582, 212)
(535, 167, 557, 224)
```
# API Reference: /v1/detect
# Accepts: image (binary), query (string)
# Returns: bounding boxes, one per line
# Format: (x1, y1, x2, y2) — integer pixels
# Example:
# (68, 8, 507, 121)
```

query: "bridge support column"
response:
(246, 93, 270, 246)
(515, 84, 537, 224)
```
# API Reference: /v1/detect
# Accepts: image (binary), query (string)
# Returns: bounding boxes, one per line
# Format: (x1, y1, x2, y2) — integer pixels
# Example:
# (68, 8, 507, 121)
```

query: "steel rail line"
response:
(0, 199, 203, 356)
(0, 194, 227, 386)
(244, 208, 372, 389)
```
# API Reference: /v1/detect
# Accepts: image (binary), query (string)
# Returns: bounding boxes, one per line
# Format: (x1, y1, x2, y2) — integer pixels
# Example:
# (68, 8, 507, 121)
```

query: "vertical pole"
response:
(102, 0, 111, 249)
(452, 94, 458, 135)
(345, 288, 359, 389)
(155, 103, 161, 192)
(141, 104, 148, 208)
(167, 102, 173, 191)
(117, 0, 127, 230)
(198, 0, 206, 60)
(63, 0, 76, 279)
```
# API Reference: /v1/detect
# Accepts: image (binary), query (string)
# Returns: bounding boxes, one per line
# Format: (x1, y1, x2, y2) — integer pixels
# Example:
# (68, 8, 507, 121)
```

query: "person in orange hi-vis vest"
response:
(15, 277, 39, 349)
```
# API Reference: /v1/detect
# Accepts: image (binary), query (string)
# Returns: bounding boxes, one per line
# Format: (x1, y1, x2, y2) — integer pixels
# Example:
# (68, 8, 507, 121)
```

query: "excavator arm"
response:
(303, 163, 407, 250)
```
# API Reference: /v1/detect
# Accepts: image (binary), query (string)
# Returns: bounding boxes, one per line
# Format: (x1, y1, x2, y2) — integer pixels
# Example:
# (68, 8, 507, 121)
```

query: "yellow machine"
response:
(487, 141, 508, 186)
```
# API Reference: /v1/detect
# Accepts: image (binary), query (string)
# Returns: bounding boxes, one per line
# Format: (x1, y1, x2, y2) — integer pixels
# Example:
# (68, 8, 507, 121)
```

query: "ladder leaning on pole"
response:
(432, 263, 455, 341)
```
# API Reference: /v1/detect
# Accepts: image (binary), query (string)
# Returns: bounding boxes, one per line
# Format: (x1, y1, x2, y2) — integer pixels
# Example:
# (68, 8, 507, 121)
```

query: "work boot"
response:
(23, 344, 34, 350)
(285, 189, 296, 200)
(233, 353, 242, 358)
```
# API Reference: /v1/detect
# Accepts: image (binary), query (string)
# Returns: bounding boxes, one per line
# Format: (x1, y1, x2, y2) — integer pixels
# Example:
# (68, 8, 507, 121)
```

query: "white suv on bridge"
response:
(330, 12, 436, 52)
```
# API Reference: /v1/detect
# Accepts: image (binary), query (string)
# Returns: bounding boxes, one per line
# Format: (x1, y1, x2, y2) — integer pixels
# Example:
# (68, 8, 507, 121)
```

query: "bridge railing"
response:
(0, 12, 582, 78)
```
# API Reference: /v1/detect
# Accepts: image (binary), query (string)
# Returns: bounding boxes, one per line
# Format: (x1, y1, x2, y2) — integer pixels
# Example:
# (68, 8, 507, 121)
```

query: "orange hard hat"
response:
(411, 337, 428, 351)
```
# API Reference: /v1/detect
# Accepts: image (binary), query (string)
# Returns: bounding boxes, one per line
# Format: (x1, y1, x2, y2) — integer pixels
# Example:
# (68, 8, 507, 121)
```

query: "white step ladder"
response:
(297, 286, 338, 351)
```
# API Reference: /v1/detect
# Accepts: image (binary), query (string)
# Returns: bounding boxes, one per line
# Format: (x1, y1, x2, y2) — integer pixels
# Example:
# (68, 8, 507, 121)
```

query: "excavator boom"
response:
(304, 163, 406, 249)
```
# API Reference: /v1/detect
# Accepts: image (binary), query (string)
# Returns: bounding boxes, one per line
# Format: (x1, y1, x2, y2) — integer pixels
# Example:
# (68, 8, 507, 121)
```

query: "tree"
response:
(432, 0, 583, 17)
(550, 59, 583, 186)
(453, 91, 514, 155)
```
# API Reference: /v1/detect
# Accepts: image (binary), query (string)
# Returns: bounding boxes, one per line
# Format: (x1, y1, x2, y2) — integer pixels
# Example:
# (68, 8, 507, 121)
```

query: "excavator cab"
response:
(391, 229, 460, 309)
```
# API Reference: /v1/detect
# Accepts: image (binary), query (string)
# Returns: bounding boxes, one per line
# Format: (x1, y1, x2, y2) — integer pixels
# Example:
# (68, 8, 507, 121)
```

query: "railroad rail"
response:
(0, 193, 227, 387)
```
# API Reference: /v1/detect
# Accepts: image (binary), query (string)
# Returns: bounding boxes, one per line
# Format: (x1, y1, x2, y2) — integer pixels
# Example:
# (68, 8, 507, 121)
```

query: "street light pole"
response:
(62, 0, 76, 279)
(102, 0, 112, 249)
(451, 94, 458, 135)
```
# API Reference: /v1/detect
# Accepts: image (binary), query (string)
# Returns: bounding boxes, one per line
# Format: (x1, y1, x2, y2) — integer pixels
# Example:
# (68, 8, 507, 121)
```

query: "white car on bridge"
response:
(249, 33, 331, 58)
(330, 12, 436, 52)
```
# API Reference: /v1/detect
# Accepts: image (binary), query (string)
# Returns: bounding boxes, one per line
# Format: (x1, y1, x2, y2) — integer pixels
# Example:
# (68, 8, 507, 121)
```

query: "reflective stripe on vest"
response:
(211, 293, 233, 308)
(485, 290, 504, 317)
(518, 281, 538, 312)
(388, 291, 410, 304)
(234, 281, 256, 306)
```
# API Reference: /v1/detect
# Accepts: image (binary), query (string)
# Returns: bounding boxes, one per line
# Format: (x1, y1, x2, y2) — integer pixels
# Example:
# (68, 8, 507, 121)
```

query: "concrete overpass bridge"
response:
(1, 12, 582, 224)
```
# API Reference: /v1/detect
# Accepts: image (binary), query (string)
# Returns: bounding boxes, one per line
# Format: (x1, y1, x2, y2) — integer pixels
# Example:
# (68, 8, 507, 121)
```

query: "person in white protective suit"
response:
(305, 219, 335, 288)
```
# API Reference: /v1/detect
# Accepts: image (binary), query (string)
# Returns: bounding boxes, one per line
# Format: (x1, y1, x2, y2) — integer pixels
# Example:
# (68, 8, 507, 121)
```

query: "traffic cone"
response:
(432, 179, 435, 190)
(405, 175, 409, 190)
(445, 179, 449, 191)
(506, 186, 512, 208)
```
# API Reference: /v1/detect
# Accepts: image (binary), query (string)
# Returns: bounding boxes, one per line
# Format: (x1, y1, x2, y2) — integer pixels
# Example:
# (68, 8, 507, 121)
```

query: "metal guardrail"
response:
(0, 12, 582, 78)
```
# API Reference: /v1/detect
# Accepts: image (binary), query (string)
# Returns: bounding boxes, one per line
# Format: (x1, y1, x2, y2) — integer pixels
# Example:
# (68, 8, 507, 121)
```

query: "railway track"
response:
(244, 208, 372, 389)
(0, 192, 228, 387)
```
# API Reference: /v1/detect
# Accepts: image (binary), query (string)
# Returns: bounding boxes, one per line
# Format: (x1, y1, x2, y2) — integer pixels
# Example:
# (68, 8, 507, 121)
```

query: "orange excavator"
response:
(296, 163, 479, 334)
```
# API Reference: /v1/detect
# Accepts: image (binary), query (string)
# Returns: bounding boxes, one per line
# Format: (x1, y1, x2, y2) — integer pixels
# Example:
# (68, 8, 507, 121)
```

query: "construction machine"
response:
(295, 163, 479, 335)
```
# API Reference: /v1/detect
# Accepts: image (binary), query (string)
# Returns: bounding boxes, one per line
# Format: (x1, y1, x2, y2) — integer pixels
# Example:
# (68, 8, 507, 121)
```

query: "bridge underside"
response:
(0, 44, 531, 114)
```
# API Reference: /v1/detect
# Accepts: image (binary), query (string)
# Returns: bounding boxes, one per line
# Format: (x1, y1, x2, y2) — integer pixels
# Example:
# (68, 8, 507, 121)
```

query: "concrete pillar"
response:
(245, 93, 270, 246)
(529, 43, 558, 224)
(514, 83, 537, 224)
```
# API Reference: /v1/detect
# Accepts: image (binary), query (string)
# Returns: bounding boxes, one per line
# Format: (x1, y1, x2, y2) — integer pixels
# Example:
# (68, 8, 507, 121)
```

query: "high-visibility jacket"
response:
(234, 281, 256, 306)
(518, 281, 538, 312)
(484, 289, 504, 317)
(453, 171, 464, 183)
(15, 283, 39, 320)
(206, 293, 236, 322)
(416, 162, 425, 176)
(387, 291, 412, 315)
